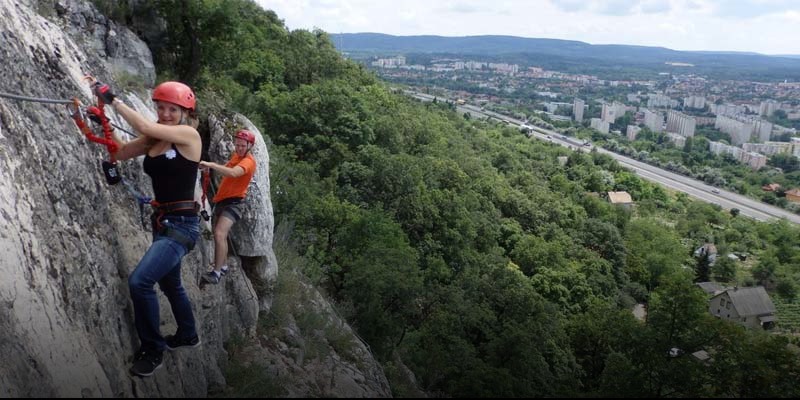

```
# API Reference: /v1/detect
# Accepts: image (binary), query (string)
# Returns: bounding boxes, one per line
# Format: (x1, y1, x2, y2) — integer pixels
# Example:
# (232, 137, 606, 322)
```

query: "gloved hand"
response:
(92, 81, 116, 104)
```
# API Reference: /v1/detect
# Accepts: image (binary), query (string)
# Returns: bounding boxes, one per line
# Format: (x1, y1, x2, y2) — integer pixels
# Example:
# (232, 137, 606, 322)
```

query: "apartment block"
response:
(709, 141, 767, 170)
(666, 110, 696, 137)
(743, 138, 800, 157)
(601, 101, 626, 123)
(642, 108, 664, 132)
(759, 100, 780, 117)
(626, 125, 641, 141)
(666, 132, 686, 147)
(711, 103, 747, 117)
(683, 96, 706, 109)
(573, 98, 585, 122)
(590, 118, 610, 134)
(647, 93, 678, 108)
(715, 114, 774, 145)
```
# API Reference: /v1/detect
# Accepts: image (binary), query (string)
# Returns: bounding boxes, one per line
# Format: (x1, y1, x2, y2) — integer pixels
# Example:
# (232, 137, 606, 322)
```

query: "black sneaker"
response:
(130, 349, 163, 377)
(220, 266, 229, 276)
(201, 271, 221, 284)
(165, 334, 201, 350)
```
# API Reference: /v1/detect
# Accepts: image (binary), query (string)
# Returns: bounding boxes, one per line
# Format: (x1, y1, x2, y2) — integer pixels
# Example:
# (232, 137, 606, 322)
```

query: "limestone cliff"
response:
(0, 0, 390, 397)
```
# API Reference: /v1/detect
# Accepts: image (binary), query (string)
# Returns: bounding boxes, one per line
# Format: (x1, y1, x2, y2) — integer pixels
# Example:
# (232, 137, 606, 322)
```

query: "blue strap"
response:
(121, 178, 152, 230)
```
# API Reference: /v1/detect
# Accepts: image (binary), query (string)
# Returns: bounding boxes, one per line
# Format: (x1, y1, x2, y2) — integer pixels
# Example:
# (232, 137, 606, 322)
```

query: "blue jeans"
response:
(129, 216, 200, 353)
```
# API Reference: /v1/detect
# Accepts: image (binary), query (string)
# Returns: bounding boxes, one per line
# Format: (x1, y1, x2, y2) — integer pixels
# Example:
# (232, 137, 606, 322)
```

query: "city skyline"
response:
(259, 0, 800, 56)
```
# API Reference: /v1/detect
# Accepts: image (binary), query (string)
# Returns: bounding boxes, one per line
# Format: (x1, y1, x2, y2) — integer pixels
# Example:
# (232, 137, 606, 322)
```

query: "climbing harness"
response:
(69, 99, 121, 184)
(150, 200, 201, 252)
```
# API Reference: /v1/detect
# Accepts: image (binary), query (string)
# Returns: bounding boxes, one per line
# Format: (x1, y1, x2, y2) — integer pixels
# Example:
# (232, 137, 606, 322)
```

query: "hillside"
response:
(331, 32, 800, 81)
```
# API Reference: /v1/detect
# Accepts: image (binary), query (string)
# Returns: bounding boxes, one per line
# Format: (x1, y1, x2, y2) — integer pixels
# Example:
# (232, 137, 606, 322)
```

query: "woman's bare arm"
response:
(111, 99, 198, 146)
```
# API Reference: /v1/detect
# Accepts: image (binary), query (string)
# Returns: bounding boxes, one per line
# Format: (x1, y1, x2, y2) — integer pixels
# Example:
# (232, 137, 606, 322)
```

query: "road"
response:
(406, 91, 800, 224)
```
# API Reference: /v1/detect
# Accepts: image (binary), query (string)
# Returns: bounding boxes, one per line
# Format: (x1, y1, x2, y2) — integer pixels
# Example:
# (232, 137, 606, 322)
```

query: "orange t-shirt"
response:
(212, 153, 256, 203)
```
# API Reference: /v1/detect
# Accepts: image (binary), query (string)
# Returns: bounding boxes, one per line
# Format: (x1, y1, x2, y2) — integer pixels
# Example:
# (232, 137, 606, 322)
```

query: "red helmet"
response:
(152, 81, 196, 110)
(234, 129, 256, 144)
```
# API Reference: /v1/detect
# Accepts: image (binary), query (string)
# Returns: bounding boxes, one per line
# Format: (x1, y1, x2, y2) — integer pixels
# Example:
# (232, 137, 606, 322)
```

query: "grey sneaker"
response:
(166, 334, 201, 350)
(130, 349, 163, 377)
(201, 271, 221, 284)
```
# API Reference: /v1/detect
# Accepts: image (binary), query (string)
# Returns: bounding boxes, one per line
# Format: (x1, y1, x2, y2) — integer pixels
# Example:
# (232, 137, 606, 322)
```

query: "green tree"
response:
(624, 219, 688, 290)
(566, 300, 640, 394)
(769, 153, 800, 173)
(712, 255, 737, 282)
(600, 275, 713, 397)
(338, 209, 423, 357)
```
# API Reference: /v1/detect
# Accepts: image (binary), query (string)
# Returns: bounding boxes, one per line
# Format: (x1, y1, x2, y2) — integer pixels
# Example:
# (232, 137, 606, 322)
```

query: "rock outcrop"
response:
(0, 0, 390, 397)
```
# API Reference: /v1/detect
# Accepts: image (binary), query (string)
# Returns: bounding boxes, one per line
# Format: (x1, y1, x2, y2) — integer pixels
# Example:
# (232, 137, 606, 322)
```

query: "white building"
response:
(647, 93, 678, 108)
(573, 98, 585, 122)
(715, 114, 774, 145)
(666, 110, 696, 138)
(683, 96, 706, 109)
(666, 132, 687, 148)
(642, 108, 664, 132)
(601, 101, 626, 123)
(371, 55, 406, 68)
(465, 61, 487, 70)
(759, 100, 780, 117)
(626, 125, 641, 141)
(711, 103, 747, 117)
(740, 151, 768, 170)
(488, 63, 519, 74)
(709, 141, 767, 170)
(590, 118, 610, 134)
(743, 139, 800, 158)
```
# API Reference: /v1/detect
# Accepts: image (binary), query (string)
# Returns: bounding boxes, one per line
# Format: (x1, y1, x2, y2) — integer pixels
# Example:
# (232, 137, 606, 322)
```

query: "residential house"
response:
(696, 281, 725, 296)
(761, 183, 781, 192)
(785, 188, 800, 203)
(709, 286, 776, 330)
(607, 191, 633, 209)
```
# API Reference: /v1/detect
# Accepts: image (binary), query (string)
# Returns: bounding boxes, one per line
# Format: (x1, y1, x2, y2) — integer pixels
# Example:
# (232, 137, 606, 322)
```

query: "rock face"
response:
(0, 0, 390, 397)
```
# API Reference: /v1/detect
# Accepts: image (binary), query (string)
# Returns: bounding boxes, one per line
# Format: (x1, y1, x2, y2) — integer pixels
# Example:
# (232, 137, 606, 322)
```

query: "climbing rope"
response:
(0, 90, 137, 137)
(0, 91, 74, 104)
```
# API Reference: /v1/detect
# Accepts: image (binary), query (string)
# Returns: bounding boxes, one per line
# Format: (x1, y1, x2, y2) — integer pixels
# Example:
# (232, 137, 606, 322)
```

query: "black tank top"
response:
(143, 144, 198, 207)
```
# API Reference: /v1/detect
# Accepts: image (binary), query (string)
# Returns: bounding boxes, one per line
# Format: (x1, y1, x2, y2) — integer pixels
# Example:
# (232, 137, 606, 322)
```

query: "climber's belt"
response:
(150, 215, 199, 252)
(150, 200, 200, 252)
(151, 200, 200, 215)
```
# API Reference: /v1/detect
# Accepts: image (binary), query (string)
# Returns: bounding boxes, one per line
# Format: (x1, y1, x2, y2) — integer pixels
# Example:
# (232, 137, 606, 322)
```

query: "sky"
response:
(257, 0, 800, 55)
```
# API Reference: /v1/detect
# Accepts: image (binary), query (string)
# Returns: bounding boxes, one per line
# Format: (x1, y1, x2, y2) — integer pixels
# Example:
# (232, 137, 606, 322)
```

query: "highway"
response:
(406, 91, 800, 224)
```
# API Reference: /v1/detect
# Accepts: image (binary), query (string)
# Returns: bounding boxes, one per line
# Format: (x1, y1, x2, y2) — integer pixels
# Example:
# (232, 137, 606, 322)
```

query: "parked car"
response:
(711, 188, 720, 194)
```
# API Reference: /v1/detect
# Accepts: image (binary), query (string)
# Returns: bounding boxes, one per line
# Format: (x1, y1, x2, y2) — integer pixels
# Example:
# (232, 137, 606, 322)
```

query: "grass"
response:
(220, 360, 286, 398)
(773, 297, 800, 333)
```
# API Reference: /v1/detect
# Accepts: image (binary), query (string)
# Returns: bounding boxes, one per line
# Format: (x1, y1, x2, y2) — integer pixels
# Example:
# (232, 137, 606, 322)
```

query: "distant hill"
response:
(331, 33, 800, 81)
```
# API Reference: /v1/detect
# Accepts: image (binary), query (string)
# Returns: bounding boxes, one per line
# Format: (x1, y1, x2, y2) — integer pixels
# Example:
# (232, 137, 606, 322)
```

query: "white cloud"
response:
(640, 0, 671, 13)
(257, 0, 800, 54)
